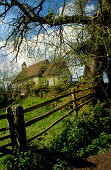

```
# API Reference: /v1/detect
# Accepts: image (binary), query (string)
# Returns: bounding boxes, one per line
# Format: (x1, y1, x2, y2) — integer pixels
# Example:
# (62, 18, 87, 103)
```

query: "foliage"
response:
(31, 84, 50, 96)
(0, 86, 12, 109)
(4, 145, 51, 170)
(84, 132, 111, 157)
(31, 82, 72, 97)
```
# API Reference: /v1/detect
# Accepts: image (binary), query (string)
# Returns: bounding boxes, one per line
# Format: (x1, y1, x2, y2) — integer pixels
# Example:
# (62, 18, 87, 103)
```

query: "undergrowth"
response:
(3, 103, 111, 169)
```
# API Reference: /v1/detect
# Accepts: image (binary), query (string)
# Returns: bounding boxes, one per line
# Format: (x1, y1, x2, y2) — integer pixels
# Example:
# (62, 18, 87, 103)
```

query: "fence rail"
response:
(0, 86, 95, 156)
(75, 87, 93, 93)
(0, 114, 8, 120)
(0, 143, 12, 150)
(27, 108, 76, 143)
(0, 135, 11, 142)
(23, 92, 72, 113)
(76, 92, 93, 101)
(77, 98, 94, 109)
(25, 100, 73, 127)
(0, 143, 12, 157)
(0, 127, 9, 132)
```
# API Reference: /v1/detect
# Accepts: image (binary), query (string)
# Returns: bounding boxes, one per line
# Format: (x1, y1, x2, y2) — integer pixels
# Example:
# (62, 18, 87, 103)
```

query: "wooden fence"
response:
(0, 87, 94, 157)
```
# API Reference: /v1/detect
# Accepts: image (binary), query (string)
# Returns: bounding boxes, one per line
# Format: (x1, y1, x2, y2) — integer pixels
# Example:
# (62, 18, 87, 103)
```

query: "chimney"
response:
(22, 62, 27, 70)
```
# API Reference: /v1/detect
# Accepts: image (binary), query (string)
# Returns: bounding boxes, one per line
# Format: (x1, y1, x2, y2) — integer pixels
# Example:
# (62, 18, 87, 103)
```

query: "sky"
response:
(0, 0, 97, 39)
(0, 0, 104, 82)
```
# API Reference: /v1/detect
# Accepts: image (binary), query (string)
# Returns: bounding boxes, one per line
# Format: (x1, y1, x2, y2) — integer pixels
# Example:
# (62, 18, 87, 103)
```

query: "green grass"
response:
(0, 108, 10, 146)
(0, 108, 11, 169)
(22, 95, 72, 146)
(0, 94, 73, 167)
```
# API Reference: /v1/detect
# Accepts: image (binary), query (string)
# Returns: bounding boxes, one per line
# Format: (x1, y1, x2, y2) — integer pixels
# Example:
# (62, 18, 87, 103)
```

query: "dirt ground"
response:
(73, 151, 111, 170)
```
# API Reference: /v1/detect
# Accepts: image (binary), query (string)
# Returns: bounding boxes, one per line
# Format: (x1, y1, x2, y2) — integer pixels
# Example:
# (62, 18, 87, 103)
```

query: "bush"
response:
(31, 82, 72, 97)
(31, 84, 50, 96)
(4, 145, 54, 170)
(48, 104, 111, 164)
(48, 119, 98, 159)
(84, 133, 111, 157)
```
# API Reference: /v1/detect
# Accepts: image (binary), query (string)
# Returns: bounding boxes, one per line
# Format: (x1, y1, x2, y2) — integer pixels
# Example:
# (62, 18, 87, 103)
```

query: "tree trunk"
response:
(82, 0, 111, 102)
(83, 56, 106, 101)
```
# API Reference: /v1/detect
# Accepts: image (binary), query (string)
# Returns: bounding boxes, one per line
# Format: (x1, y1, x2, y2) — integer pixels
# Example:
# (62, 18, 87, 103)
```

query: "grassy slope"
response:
(0, 94, 73, 167)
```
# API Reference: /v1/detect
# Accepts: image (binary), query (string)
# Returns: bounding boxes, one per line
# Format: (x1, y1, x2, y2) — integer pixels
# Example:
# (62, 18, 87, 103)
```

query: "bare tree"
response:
(0, 62, 16, 107)
(0, 0, 111, 101)
(0, 0, 90, 59)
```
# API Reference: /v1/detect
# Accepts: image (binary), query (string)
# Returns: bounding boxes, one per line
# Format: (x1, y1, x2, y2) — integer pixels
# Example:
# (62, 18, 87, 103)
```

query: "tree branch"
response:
(45, 15, 91, 26)
(0, 6, 12, 17)
(11, 0, 32, 21)
(61, 0, 66, 16)
(36, 0, 46, 16)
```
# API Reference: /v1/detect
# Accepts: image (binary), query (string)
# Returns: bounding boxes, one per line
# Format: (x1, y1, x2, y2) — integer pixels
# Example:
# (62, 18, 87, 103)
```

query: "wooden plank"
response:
(25, 100, 73, 127)
(0, 153, 8, 158)
(71, 89, 76, 109)
(27, 108, 75, 143)
(0, 127, 9, 132)
(0, 147, 12, 153)
(0, 152, 12, 158)
(7, 107, 18, 151)
(75, 87, 93, 93)
(71, 89, 78, 116)
(23, 92, 72, 113)
(0, 147, 13, 155)
(77, 98, 93, 109)
(0, 143, 12, 149)
(12, 105, 27, 150)
(0, 114, 8, 120)
(0, 135, 11, 141)
(0, 143, 12, 151)
(76, 93, 93, 101)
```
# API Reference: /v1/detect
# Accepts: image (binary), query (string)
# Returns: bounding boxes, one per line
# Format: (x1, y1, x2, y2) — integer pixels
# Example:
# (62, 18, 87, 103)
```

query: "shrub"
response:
(48, 104, 111, 164)
(4, 145, 54, 170)
(31, 84, 50, 96)
(84, 133, 111, 157)
(48, 119, 97, 159)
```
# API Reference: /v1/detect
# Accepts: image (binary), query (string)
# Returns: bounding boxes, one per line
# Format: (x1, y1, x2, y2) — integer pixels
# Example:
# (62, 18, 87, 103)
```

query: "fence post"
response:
(7, 107, 18, 151)
(71, 89, 78, 117)
(12, 105, 27, 151)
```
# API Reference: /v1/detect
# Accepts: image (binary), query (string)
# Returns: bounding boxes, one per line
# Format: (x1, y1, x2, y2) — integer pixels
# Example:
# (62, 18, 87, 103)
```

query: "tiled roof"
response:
(14, 59, 49, 83)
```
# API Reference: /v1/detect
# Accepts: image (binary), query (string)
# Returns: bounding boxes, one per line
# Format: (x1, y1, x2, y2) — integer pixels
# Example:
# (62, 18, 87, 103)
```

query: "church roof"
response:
(14, 59, 49, 83)
(42, 62, 66, 76)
